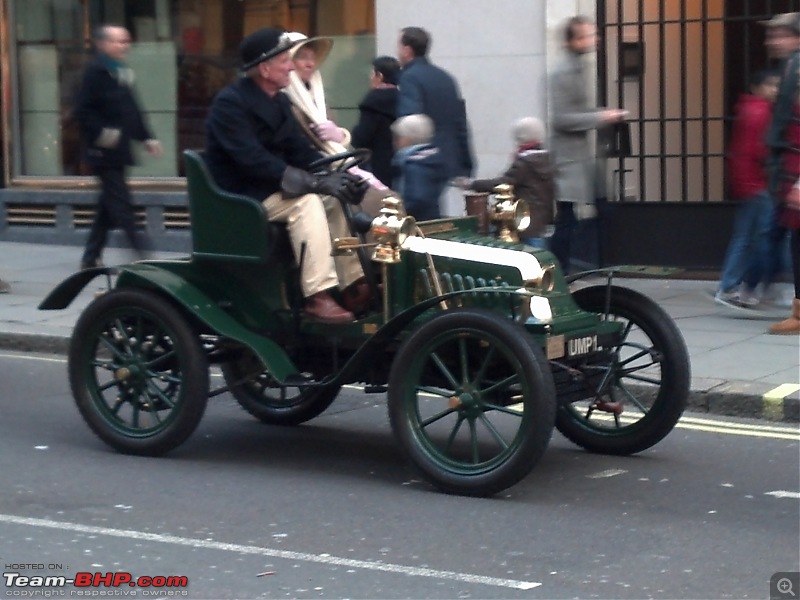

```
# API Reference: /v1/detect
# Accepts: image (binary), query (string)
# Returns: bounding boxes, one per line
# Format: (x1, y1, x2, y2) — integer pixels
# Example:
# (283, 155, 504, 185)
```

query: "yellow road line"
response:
(763, 384, 800, 421)
(678, 415, 799, 433)
(764, 384, 800, 399)
(675, 422, 799, 441)
(559, 413, 799, 440)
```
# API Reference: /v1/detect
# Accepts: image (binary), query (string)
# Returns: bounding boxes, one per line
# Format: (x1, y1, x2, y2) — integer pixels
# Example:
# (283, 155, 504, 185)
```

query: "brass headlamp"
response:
(370, 196, 416, 264)
(490, 184, 530, 243)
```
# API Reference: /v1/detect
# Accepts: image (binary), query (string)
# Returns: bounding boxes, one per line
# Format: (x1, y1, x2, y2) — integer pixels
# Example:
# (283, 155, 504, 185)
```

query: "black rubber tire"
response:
(388, 309, 556, 497)
(556, 285, 690, 455)
(69, 288, 209, 456)
(221, 350, 340, 425)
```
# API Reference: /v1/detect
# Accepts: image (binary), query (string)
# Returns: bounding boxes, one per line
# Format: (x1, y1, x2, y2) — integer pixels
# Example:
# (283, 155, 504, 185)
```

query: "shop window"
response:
(7, 0, 375, 180)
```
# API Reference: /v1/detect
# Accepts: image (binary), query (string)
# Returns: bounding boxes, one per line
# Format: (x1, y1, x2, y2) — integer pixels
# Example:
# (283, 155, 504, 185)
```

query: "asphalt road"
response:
(0, 350, 798, 600)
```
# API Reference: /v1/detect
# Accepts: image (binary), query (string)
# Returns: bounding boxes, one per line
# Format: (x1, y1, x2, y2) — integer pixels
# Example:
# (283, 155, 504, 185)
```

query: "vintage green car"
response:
(40, 149, 690, 497)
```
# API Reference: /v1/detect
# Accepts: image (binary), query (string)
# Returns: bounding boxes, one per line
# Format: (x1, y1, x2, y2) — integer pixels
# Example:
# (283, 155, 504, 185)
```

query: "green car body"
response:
(40, 150, 689, 497)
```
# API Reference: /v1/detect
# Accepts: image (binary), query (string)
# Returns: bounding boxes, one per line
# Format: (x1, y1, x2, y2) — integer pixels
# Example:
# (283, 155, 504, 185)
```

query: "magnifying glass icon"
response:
(778, 578, 796, 597)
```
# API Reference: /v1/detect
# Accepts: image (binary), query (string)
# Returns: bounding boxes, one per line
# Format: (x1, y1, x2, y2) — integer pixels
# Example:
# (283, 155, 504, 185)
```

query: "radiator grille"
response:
(417, 267, 521, 312)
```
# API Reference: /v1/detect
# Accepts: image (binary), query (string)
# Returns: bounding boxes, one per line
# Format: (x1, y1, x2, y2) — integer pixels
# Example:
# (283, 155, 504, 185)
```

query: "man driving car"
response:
(205, 27, 368, 323)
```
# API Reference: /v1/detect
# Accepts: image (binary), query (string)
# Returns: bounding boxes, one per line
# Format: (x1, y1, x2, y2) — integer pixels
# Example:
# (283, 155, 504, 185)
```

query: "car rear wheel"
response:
(69, 288, 208, 456)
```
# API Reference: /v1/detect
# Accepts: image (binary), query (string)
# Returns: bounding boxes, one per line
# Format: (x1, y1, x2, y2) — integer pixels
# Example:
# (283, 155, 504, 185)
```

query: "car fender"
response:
(39, 267, 117, 310)
(332, 286, 531, 386)
(40, 264, 299, 384)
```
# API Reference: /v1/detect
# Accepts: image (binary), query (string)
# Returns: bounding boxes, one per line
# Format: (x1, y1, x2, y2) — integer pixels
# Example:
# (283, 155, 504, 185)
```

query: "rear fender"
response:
(38, 267, 117, 310)
(43, 264, 299, 384)
(113, 265, 298, 382)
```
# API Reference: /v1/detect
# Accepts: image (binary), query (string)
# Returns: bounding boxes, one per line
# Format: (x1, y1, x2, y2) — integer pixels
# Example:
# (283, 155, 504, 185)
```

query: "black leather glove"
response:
(334, 173, 369, 205)
(281, 166, 367, 205)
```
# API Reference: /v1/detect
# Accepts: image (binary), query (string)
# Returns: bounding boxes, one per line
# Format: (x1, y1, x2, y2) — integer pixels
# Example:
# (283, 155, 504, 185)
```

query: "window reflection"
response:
(10, 0, 375, 179)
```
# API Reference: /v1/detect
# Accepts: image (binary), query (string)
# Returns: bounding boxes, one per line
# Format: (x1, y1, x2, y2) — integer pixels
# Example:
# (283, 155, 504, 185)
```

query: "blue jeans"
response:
(522, 236, 546, 249)
(747, 223, 792, 289)
(719, 192, 774, 293)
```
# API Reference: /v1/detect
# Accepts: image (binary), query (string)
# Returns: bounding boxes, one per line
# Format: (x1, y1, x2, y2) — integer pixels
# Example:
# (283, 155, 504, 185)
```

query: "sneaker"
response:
(737, 287, 760, 308)
(714, 289, 754, 309)
(0, 279, 10, 294)
(761, 284, 793, 308)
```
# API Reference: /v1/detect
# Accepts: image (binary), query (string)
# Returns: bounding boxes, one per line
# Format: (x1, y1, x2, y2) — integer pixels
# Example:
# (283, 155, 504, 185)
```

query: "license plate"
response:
(567, 334, 598, 357)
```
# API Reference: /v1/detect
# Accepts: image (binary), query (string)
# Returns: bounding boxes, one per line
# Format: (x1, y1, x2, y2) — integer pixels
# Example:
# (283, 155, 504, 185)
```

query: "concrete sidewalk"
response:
(0, 241, 797, 421)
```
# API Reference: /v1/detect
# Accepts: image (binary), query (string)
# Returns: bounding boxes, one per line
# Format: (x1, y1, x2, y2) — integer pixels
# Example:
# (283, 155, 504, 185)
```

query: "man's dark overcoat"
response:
(73, 56, 152, 167)
(205, 77, 321, 201)
(397, 57, 474, 179)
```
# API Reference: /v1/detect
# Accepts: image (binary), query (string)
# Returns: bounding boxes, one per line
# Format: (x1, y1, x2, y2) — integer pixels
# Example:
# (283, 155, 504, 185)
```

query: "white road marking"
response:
(0, 514, 541, 591)
(0, 351, 66, 363)
(587, 468, 628, 479)
(765, 491, 800, 500)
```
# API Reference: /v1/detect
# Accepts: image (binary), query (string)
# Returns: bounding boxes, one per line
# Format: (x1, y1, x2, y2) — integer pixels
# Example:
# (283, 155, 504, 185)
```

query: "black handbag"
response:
(606, 121, 632, 158)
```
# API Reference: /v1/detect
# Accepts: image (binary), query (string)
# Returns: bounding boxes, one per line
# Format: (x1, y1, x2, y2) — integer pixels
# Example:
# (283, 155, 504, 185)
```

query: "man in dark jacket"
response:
(73, 24, 161, 270)
(205, 28, 368, 323)
(396, 27, 474, 182)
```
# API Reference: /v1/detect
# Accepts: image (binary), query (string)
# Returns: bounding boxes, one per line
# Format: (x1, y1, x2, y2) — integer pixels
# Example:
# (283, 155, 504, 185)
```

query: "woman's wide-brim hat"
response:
(287, 32, 333, 66)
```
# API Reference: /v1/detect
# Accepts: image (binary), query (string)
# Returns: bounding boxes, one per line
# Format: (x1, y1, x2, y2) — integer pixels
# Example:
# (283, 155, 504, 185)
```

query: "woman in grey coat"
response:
(549, 15, 627, 272)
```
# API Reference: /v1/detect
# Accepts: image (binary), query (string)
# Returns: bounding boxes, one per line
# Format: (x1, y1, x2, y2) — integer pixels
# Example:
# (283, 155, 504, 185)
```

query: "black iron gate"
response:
(598, 0, 800, 205)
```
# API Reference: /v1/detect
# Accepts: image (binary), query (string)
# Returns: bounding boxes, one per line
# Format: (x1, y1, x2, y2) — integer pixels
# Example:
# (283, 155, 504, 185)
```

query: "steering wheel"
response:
(309, 148, 371, 174)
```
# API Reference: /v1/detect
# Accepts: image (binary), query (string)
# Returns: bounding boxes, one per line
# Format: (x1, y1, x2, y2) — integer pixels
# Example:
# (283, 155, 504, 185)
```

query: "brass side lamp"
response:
(489, 184, 530, 243)
(371, 196, 416, 264)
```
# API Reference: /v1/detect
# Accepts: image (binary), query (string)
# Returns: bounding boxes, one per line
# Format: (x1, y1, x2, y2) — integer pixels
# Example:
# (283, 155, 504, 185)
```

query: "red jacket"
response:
(726, 93, 772, 200)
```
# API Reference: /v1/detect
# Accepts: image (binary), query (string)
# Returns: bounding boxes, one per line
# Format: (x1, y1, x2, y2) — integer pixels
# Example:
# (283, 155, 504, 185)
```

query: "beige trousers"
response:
(262, 192, 363, 298)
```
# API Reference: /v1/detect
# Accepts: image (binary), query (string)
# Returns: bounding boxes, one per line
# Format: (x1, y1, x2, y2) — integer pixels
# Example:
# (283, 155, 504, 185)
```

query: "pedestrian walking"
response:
(715, 69, 781, 309)
(73, 24, 161, 270)
(396, 26, 474, 215)
(455, 117, 555, 248)
(352, 56, 401, 187)
(390, 114, 448, 222)
(548, 15, 627, 273)
(762, 13, 800, 334)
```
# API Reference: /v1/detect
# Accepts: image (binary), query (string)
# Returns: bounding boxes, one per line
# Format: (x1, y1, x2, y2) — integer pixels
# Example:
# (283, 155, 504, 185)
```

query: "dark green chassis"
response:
(41, 218, 619, 388)
(40, 214, 689, 497)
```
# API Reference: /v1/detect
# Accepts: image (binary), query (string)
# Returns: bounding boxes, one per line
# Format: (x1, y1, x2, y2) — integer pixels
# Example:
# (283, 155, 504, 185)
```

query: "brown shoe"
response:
(305, 291, 355, 323)
(341, 278, 371, 313)
(768, 298, 800, 335)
